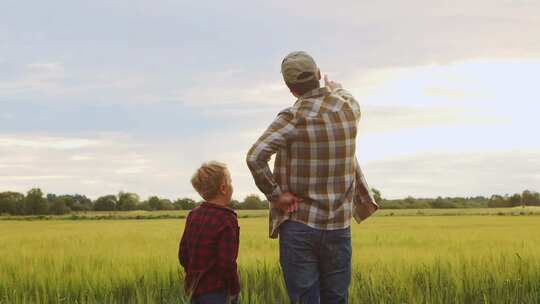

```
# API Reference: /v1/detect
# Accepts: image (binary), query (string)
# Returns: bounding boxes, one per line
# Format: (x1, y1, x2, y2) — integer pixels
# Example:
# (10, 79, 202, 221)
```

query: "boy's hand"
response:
(324, 75, 343, 91)
(275, 192, 302, 213)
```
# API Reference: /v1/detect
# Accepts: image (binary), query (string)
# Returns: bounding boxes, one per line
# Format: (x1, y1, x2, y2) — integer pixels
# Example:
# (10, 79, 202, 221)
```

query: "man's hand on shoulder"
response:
(324, 75, 343, 91)
(275, 192, 302, 214)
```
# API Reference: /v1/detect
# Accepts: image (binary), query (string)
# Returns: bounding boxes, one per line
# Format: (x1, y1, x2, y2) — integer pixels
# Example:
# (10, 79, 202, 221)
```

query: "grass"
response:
(1, 211, 539, 303)
(0, 210, 269, 221)
(2, 206, 539, 221)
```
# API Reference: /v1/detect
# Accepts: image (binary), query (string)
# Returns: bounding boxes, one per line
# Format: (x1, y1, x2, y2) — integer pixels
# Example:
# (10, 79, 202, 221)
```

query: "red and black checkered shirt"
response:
(178, 202, 240, 297)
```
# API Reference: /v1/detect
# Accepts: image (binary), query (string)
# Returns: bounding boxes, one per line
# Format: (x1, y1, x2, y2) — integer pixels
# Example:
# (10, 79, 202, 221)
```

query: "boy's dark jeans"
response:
(191, 291, 238, 304)
(279, 220, 352, 304)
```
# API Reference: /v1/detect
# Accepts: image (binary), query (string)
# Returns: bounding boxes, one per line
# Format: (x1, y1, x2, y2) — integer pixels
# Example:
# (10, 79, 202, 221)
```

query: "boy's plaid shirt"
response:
(247, 87, 379, 238)
(178, 202, 240, 297)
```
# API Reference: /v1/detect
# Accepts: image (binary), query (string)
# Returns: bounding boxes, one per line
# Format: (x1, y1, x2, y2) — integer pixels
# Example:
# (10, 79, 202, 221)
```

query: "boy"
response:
(179, 161, 240, 304)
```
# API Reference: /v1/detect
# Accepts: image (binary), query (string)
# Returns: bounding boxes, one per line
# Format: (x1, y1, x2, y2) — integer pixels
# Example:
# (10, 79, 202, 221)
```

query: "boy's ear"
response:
(220, 182, 228, 194)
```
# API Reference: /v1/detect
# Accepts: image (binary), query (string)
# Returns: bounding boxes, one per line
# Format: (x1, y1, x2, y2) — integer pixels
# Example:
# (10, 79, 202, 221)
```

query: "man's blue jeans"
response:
(279, 220, 352, 304)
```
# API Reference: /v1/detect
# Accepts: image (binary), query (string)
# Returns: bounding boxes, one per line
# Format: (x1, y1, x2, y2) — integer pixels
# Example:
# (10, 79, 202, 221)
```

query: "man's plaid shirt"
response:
(247, 86, 378, 238)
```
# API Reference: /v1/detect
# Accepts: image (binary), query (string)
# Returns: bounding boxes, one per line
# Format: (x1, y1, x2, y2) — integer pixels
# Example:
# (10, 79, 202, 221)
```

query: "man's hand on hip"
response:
(275, 192, 302, 214)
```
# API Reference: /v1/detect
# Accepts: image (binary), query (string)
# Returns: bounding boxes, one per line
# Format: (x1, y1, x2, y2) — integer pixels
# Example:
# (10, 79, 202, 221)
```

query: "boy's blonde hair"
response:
(191, 161, 230, 201)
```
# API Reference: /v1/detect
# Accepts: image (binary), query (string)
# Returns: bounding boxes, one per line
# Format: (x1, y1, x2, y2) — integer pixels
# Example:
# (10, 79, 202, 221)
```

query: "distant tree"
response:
(94, 195, 117, 211)
(57, 195, 76, 210)
(0, 191, 24, 215)
(371, 188, 382, 204)
(117, 192, 139, 211)
(138, 200, 151, 211)
(173, 198, 197, 210)
(144, 196, 175, 210)
(508, 193, 522, 207)
(172, 199, 181, 210)
(379, 200, 403, 209)
(395, 197, 431, 209)
(147, 196, 161, 210)
(46, 193, 57, 204)
(522, 190, 540, 206)
(50, 197, 71, 215)
(403, 196, 416, 207)
(488, 194, 510, 208)
(229, 199, 241, 210)
(467, 196, 490, 208)
(14, 195, 28, 215)
(159, 198, 175, 210)
(25, 188, 48, 214)
(432, 197, 457, 209)
(72, 194, 93, 211)
(243, 194, 265, 209)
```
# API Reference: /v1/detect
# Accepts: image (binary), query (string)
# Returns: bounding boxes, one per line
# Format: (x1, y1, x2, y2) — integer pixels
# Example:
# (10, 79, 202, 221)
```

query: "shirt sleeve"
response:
(217, 221, 240, 295)
(333, 88, 361, 121)
(334, 88, 376, 221)
(246, 109, 296, 202)
(178, 214, 191, 269)
(352, 157, 379, 223)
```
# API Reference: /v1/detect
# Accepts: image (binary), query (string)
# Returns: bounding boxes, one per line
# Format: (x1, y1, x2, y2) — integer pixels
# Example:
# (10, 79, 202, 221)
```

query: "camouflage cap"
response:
(281, 51, 318, 84)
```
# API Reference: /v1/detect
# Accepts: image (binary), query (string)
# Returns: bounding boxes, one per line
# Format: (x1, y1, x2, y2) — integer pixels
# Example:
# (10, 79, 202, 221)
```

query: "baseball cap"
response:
(281, 51, 318, 84)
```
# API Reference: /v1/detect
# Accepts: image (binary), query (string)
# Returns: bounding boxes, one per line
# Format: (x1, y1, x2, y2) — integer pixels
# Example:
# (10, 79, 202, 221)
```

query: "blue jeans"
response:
(279, 220, 352, 304)
(191, 291, 238, 304)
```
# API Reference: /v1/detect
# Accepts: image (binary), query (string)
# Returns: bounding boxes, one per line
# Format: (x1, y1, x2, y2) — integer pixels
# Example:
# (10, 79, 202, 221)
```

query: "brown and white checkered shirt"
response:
(247, 86, 378, 238)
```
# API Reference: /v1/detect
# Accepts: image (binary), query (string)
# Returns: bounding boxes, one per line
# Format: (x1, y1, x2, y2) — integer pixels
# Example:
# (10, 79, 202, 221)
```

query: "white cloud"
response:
(424, 87, 482, 100)
(360, 105, 504, 134)
(178, 80, 290, 107)
(114, 166, 149, 175)
(0, 175, 74, 181)
(24, 62, 65, 76)
(363, 150, 540, 198)
(347, 58, 540, 107)
(81, 179, 99, 185)
(70, 155, 95, 161)
(0, 113, 13, 120)
(0, 136, 99, 150)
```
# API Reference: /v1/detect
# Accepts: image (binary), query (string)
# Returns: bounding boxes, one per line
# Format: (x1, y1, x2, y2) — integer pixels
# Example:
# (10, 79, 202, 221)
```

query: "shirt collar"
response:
(201, 201, 237, 215)
(299, 86, 331, 99)
(292, 87, 331, 110)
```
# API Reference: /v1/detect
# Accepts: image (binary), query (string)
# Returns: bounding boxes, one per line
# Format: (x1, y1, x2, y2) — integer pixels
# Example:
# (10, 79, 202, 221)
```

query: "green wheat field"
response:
(1, 208, 539, 303)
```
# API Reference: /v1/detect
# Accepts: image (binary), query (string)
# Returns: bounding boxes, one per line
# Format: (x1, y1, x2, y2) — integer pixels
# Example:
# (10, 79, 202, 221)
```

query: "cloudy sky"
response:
(1, 0, 539, 200)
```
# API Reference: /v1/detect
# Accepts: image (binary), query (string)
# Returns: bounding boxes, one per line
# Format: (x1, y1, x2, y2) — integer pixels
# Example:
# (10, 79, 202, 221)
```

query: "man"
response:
(246, 51, 378, 304)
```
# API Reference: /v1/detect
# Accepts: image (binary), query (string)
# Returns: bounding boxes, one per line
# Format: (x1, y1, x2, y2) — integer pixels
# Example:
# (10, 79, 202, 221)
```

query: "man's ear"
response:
(316, 69, 321, 81)
(290, 89, 300, 98)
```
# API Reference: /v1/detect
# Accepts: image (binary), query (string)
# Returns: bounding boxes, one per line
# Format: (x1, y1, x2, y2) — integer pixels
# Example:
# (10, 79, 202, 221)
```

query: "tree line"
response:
(373, 189, 540, 209)
(0, 189, 270, 215)
(0, 188, 538, 215)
